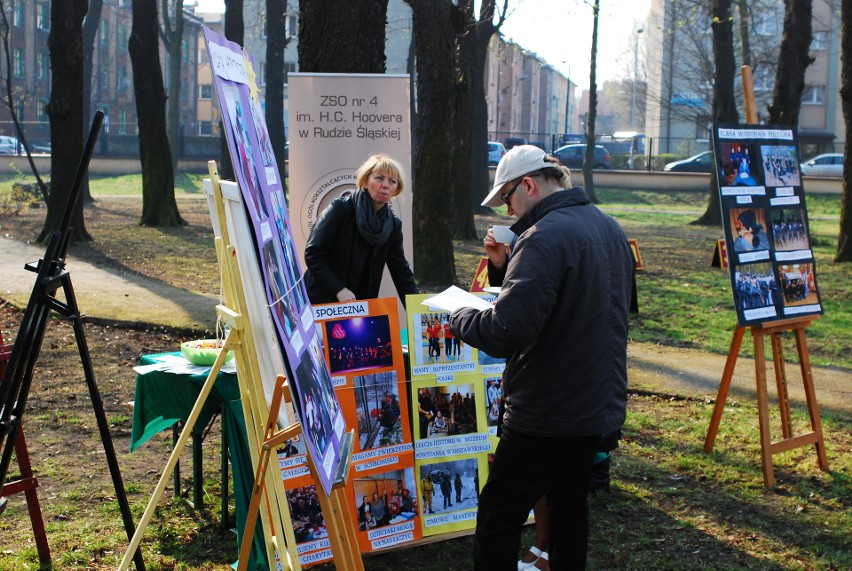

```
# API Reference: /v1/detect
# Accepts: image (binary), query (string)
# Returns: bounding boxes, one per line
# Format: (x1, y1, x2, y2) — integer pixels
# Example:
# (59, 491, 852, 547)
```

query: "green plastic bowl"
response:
(180, 339, 234, 366)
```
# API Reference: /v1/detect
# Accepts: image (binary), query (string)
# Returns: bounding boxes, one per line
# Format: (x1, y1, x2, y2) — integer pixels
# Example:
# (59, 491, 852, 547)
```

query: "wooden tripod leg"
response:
(704, 325, 745, 452)
(794, 326, 829, 471)
(752, 329, 775, 487)
(770, 332, 793, 439)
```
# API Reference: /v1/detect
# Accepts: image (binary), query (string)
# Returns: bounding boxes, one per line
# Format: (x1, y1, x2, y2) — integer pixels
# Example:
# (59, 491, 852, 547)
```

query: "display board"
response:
(712, 124, 823, 326)
(204, 28, 344, 495)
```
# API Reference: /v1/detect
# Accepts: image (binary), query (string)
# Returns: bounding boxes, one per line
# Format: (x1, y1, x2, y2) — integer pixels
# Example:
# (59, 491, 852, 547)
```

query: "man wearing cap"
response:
(449, 145, 634, 570)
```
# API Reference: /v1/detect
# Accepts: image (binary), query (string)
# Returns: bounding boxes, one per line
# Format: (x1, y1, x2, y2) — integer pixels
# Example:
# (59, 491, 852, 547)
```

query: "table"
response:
(130, 352, 267, 569)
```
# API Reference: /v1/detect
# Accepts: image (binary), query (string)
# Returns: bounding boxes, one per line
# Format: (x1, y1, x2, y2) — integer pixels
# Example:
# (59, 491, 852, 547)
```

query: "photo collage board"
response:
(405, 293, 504, 537)
(713, 124, 823, 326)
(277, 297, 420, 565)
(204, 28, 345, 495)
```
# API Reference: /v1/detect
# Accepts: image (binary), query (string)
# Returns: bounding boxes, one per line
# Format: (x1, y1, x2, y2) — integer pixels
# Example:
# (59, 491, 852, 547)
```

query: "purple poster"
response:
(204, 28, 344, 495)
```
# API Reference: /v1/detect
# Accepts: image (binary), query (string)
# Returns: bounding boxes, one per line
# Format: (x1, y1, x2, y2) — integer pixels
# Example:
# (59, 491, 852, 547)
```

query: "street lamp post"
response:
(629, 27, 644, 170)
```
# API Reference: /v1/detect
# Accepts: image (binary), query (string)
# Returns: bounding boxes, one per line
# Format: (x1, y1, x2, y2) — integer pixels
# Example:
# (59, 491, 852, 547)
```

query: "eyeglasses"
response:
(500, 178, 523, 206)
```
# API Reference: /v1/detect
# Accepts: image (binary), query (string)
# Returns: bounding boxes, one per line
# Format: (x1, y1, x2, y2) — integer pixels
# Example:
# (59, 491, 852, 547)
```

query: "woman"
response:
(304, 154, 418, 305)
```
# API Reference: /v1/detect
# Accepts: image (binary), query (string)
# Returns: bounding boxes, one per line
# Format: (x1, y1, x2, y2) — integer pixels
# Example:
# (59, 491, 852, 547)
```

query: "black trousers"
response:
(473, 428, 599, 570)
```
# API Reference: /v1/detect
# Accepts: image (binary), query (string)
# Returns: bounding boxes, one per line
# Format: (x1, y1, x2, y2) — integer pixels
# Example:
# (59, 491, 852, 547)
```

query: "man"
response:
(450, 145, 634, 570)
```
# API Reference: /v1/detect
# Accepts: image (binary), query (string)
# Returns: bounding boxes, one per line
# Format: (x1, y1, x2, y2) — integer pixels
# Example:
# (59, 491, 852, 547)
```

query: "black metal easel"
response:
(0, 111, 145, 570)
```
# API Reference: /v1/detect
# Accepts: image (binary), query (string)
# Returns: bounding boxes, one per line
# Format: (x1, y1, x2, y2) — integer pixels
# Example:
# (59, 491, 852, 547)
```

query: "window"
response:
(257, 63, 265, 86)
(284, 62, 296, 84)
(13, 49, 23, 78)
(100, 67, 109, 89)
(198, 84, 213, 100)
(36, 3, 49, 31)
(182, 40, 189, 63)
(286, 15, 298, 38)
(753, 68, 773, 92)
(802, 85, 825, 104)
(118, 27, 127, 50)
(811, 31, 827, 51)
(117, 67, 127, 92)
(198, 121, 213, 136)
(118, 110, 127, 135)
(37, 53, 48, 81)
(13, 2, 24, 27)
(100, 21, 109, 46)
(36, 100, 47, 120)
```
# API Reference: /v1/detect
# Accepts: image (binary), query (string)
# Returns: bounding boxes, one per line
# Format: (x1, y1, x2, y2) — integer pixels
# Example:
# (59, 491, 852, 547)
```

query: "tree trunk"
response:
(693, 0, 739, 226)
(41, 0, 89, 243)
(836, 0, 852, 262)
(265, 0, 290, 175)
(130, 0, 184, 227)
(582, 0, 600, 204)
(220, 0, 244, 182)
(406, 0, 458, 286)
(298, 0, 388, 73)
(161, 0, 185, 174)
(81, 0, 104, 205)
(470, 1, 505, 216)
(737, 0, 751, 68)
(452, 0, 477, 240)
(767, 0, 814, 125)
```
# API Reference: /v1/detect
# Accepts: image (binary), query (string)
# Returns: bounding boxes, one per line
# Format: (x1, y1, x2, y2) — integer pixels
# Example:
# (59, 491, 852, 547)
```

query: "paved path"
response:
(1, 236, 849, 417)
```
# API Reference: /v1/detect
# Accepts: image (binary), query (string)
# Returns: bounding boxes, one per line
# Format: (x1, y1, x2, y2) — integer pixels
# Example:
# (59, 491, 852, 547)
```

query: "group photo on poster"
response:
(718, 141, 762, 187)
(761, 144, 801, 187)
(418, 458, 480, 517)
(778, 263, 819, 307)
(770, 208, 811, 252)
(415, 384, 478, 440)
(325, 315, 394, 374)
(353, 469, 419, 532)
(353, 371, 404, 450)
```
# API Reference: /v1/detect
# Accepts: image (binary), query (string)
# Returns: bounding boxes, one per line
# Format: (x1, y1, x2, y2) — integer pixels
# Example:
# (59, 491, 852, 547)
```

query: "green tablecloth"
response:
(130, 352, 267, 570)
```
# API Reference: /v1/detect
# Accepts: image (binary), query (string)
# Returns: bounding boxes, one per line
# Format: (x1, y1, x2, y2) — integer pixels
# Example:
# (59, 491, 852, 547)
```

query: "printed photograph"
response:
(263, 241, 298, 339)
(295, 338, 336, 459)
(415, 384, 478, 441)
(418, 459, 480, 516)
(733, 262, 778, 312)
(729, 207, 770, 253)
(249, 96, 276, 166)
(778, 263, 819, 307)
(484, 377, 502, 429)
(719, 142, 762, 187)
(325, 315, 394, 374)
(413, 312, 469, 365)
(478, 349, 504, 367)
(286, 485, 327, 543)
(222, 83, 268, 220)
(269, 189, 309, 314)
(770, 208, 810, 252)
(277, 435, 304, 458)
(760, 145, 801, 187)
(353, 468, 418, 531)
(353, 371, 403, 451)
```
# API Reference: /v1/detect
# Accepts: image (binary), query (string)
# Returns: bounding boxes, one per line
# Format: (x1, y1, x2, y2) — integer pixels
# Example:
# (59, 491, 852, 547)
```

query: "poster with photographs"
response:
(277, 465, 333, 567)
(204, 28, 344, 495)
(713, 124, 823, 325)
(311, 297, 422, 552)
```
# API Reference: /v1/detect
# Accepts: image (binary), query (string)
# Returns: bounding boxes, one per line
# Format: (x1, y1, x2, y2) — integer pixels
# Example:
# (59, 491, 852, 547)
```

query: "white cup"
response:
(491, 225, 514, 244)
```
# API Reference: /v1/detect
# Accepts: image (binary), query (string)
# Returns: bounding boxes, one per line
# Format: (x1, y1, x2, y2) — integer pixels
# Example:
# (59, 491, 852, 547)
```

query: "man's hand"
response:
(484, 228, 509, 269)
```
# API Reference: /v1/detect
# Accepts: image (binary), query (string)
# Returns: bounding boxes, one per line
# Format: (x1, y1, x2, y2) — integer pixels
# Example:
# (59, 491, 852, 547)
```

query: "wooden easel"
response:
(119, 163, 297, 570)
(703, 67, 829, 488)
(237, 377, 363, 571)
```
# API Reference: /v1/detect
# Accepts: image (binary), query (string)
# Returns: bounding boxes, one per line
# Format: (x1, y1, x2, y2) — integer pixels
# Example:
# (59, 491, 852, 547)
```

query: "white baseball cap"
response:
(482, 145, 552, 207)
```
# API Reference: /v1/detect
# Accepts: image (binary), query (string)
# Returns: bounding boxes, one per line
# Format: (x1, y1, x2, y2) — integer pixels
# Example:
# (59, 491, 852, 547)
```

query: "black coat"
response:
(450, 188, 634, 438)
(304, 193, 417, 304)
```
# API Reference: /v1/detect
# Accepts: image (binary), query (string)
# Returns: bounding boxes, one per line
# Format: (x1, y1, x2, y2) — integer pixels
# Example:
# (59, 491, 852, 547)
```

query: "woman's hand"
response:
(336, 287, 356, 302)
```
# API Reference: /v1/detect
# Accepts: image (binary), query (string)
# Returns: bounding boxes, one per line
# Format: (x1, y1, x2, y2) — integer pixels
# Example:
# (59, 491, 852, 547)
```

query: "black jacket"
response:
(450, 188, 634, 437)
(304, 193, 417, 304)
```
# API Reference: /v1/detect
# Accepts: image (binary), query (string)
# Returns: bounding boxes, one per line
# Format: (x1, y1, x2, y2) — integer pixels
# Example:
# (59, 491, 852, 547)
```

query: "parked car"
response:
(664, 150, 715, 172)
(0, 135, 22, 155)
(503, 137, 527, 150)
(551, 144, 612, 170)
(799, 153, 843, 177)
(487, 141, 506, 166)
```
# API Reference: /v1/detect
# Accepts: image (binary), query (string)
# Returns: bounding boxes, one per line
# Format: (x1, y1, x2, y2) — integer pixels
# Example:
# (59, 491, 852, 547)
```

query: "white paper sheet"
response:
(421, 285, 494, 313)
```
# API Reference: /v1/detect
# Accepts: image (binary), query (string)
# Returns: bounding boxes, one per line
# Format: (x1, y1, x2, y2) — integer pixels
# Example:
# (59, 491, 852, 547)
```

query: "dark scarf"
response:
(353, 188, 393, 247)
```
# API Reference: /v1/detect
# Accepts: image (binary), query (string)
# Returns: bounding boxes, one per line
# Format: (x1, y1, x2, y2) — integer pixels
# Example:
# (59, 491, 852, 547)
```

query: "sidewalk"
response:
(1, 236, 849, 417)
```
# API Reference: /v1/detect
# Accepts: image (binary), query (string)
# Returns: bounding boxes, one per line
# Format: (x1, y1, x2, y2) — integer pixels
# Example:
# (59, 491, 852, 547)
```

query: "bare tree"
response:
(693, 0, 739, 226)
(0, 0, 49, 205)
(40, 0, 88, 242)
(160, 0, 186, 173)
(767, 0, 814, 125)
(298, 0, 389, 72)
(130, 0, 184, 226)
(837, 0, 852, 262)
(404, 0, 460, 285)
(265, 0, 292, 170)
(219, 0, 245, 182)
(582, 0, 601, 203)
(81, 0, 105, 205)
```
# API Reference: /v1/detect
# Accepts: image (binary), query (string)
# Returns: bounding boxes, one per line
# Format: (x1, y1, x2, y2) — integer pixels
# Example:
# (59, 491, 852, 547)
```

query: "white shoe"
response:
(518, 546, 544, 570)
